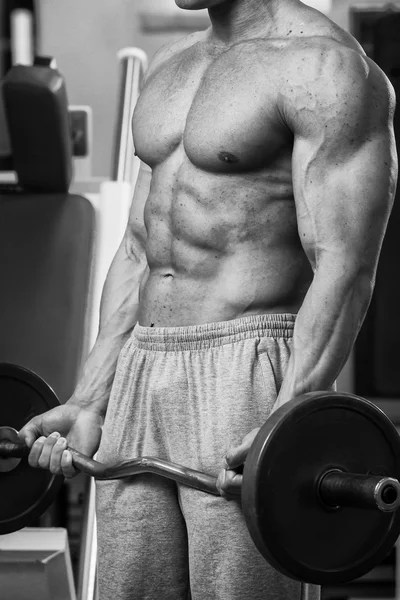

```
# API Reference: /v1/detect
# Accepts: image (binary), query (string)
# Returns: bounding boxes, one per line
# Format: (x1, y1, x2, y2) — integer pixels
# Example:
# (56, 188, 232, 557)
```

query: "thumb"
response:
(225, 428, 261, 470)
(18, 417, 43, 448)
(225, 443, 248, 470)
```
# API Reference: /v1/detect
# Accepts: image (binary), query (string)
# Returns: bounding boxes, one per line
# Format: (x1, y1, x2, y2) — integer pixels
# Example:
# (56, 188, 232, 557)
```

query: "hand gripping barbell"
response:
(1, 363, 400, 588)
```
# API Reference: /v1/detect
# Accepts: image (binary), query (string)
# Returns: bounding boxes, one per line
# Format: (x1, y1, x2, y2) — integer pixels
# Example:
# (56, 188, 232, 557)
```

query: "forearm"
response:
(68, 236, 147, 415)
(68, 326, 135, 417)
(275, 265, 373, 409)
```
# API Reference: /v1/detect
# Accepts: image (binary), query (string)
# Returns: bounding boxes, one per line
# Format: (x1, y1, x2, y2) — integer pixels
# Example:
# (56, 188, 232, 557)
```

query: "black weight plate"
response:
(242, 392, 400, 585)
(0, 363, 63, 534)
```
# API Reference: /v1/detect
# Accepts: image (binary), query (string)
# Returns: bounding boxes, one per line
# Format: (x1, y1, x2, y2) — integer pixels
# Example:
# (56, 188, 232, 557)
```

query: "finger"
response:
(216, 468, 242, 498)
(61, 449, 78, 479)
(216, 467, 226, 496)
(19, 418, 43, 448)
(28, 435, 47, 467)
(49, 437, 67, 474)
(223, 470, 242, 496)
(36, 432, 60, 470)
(217, 470, 231, 499)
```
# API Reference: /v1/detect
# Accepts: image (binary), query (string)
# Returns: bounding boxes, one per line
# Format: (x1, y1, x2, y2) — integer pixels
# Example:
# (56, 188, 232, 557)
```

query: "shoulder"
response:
(283, 37, 390, 101)
(142, 30, 205, 85)
(279, 37, 396, 136)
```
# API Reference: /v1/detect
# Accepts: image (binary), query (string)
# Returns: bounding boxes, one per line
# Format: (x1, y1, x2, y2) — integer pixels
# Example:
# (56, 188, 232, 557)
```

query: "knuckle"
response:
(220, 479, 229, 492)
(63, 468, 75, 479)
(225, 471, 234, 483)
(53, 443, 64, 455)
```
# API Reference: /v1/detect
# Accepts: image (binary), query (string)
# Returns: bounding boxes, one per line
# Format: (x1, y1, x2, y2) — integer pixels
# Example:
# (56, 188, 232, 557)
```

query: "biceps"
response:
(293, 135, 397, 273)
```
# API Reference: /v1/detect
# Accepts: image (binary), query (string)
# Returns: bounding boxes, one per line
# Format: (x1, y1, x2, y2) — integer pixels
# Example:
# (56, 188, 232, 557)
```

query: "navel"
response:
(218, 151, 239, 164)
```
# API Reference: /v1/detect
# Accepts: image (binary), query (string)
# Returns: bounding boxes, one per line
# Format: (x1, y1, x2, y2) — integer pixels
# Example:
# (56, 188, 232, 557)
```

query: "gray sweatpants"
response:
(96, 314, 320, 600)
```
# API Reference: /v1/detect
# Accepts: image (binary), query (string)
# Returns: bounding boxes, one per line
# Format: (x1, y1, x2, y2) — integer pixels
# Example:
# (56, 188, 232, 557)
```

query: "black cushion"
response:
(0, 193, 95, 403)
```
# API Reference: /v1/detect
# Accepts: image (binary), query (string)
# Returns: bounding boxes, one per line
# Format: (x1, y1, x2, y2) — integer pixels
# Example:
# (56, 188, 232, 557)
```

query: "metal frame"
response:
(112, 48, 148, 185)
(349, 2, 400, 10)
(77, 478, 98, 600)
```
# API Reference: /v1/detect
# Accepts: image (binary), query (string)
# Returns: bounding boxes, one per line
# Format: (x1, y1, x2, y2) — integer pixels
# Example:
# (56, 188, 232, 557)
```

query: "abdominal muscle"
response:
(136, 160, 313, 328)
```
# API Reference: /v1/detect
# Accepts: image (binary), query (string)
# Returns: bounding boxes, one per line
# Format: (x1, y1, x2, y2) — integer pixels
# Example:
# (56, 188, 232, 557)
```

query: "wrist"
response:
(66, 395, 106, 418)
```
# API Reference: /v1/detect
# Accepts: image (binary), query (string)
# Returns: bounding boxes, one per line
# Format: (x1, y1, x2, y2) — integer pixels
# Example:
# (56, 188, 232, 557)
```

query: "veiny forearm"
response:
(68, 237, 147, 415)
(275, 264, 373, 409)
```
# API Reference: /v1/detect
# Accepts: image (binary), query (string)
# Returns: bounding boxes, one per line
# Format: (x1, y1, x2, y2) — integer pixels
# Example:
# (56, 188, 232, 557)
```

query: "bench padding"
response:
(0, 193, 95, 403)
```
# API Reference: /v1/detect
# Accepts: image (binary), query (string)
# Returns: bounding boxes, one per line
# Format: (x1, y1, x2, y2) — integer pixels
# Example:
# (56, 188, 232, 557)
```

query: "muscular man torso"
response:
(132, 4, 366, 327)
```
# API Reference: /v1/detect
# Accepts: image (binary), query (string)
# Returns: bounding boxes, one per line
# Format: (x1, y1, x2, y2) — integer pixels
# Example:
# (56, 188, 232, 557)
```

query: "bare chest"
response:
(133, 45, 293, 173)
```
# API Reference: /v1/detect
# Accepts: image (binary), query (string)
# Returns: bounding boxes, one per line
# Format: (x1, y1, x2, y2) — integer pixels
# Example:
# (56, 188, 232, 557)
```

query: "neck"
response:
(208, 0, 299, 45)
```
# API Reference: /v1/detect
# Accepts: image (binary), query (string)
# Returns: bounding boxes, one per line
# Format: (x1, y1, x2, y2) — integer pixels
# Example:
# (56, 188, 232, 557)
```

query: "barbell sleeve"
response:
(0, 439, 29, 459)
(1, 438, 400, 511)
(318, 470, 400, 513)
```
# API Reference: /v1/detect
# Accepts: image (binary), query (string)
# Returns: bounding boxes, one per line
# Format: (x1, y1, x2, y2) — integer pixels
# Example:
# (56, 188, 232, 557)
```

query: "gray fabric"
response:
(96, 314, 320, 600)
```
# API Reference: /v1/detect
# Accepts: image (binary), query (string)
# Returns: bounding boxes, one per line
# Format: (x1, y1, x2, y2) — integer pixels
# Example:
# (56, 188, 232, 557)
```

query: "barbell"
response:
(1, 362, 400, 586)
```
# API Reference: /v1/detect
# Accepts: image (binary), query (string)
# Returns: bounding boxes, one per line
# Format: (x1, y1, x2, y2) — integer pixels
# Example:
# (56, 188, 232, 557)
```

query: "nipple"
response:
(218, 151, 239, 164)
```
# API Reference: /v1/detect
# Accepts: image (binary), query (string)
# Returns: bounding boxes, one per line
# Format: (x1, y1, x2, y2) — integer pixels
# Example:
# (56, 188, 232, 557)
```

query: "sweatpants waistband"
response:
(132, 313, 296, 351)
